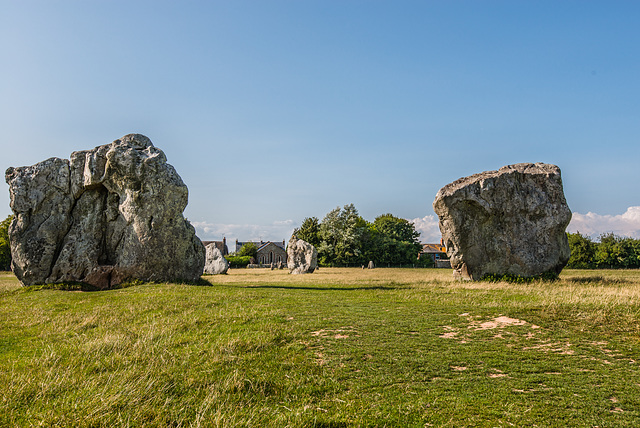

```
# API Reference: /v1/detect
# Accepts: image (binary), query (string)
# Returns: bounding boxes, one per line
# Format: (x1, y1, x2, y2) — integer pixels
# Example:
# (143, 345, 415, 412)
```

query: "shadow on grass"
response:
(179, 277, 215, 287)
(24, 281, 142, 292)
(235, 284, 409, 291)
(565, 276, 630, 285)
(24, 277, 408, 292)
(24, 277, 214, 292)
(197, 275, 409, 291)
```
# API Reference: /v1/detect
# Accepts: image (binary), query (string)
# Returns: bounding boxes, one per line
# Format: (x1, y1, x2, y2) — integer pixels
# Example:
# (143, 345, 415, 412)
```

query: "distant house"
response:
(419, 240, 450, 268)
(236, 239, 287, 265)
(201, 237, 229, 256)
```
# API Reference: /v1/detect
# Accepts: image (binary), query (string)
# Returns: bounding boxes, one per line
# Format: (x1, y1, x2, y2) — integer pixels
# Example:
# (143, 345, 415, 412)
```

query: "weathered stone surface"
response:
(203, 243, 229, 275)
(368, 261, 375, 269)
(432, 163, 571, 280)
(5, 134, 205, 288)
(287, 236, 317, 274)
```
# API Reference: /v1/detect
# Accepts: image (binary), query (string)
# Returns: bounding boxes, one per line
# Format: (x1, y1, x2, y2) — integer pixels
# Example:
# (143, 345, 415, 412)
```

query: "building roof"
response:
(201, 240, 229, 255)
(257, 241, 286, 252)
(421, 243, 446, 254)
(237, 240, 286, 252)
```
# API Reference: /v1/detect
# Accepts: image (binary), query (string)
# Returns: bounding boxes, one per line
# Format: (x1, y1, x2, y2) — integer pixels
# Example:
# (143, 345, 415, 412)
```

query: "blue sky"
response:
(2, 1, 639, 245)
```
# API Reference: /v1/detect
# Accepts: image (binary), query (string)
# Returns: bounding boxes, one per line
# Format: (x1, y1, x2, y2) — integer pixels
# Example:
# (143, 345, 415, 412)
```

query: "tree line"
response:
(0, 215, 12, 271)
(7, 210, 638, 272)
(293, 204, 427, 267)
(567, 232, 640, 269)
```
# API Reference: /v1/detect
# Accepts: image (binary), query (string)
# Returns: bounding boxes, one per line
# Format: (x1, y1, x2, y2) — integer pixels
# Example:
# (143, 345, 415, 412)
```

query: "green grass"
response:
(1, 268, 640, 427)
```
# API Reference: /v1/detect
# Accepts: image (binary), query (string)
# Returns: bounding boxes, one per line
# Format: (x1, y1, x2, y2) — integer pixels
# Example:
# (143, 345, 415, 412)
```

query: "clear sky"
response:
(2, 1, 639, 246)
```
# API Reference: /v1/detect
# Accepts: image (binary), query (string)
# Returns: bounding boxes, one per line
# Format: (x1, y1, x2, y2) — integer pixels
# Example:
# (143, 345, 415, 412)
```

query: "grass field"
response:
(1, 268, 640, 427)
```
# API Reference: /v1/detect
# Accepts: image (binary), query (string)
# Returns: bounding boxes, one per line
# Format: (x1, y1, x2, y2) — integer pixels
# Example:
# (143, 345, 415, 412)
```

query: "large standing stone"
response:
(287, 236, 318, 274)
(5, 134, 205, 288)
(203, 243, 229, 275)
(432, 163, 571, 280)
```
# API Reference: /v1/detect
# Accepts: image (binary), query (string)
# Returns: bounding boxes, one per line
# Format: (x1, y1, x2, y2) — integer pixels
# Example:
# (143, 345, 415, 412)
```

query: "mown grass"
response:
(1, 268, 640, 427)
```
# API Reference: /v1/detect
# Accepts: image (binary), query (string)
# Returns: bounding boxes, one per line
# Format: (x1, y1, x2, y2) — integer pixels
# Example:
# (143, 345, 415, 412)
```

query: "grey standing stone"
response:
(432, 163, 571, 280)
(287, 236, 318, 274)
(5, 134, 205, 288)
(367, 261, 375, 269)
(203, 243, 229, 275)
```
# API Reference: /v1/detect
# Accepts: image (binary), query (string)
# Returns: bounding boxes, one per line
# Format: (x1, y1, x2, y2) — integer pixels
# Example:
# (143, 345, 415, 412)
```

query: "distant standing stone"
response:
(368, 261, 375, 269)
(203, 243, 229, 275)
(5, 134, 205, 288)
(432, 163, 571, 280)
(287, 236, 318, 274)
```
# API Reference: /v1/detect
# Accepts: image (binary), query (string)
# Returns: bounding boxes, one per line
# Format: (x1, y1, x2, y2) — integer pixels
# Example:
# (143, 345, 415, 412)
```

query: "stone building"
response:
(236, 239, 287, 265)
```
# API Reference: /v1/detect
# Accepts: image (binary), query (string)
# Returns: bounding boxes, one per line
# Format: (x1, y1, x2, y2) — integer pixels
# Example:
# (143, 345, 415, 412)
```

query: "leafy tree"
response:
(372, 214, 421, 243)
(566, 232, 596, 268)
(366, 214, 422, 265)
(238, 242, 258, 259)
(314, 206, 423, 267)
(318, 204, 368, 266)
(595, 233, 640, 269)
(0, 215, 13, 271)
(292, 217, 320, 246)
(566, 231, 640, 269)
(224, 255, 252, 268)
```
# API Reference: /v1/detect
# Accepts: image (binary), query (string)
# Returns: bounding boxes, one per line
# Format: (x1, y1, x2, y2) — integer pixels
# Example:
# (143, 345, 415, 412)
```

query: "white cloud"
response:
(190, 219, 297, 252)
(408, 215, 442, 244)
(568, 206, 640, 239)
(408, 207, 640, 244)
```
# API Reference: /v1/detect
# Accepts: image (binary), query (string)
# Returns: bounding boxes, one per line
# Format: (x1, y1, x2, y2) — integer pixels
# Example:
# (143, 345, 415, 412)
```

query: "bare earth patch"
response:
(488, 373, 509, 378)
(470, 316, 534, 330)
(523, 342, 574, 355)
(311, 327, 357, 339)
(440, 314, 540, 343)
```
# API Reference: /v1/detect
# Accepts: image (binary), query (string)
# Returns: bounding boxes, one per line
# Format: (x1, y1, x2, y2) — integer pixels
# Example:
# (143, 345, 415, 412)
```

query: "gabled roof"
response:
(257, 241, 286, 251)
(421, 243, 446, 254)
(237, 240, 286, 251)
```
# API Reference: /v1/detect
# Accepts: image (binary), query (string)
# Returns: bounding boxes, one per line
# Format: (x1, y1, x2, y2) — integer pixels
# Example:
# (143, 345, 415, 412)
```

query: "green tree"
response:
(372, 214, 421, 243)
(595, 233, 640, 269)
(224, 255, 252, 268)
(367, 214, 422, 265)
(238, 242, 258, 259)
(595, 233, 621, 269)
(0, 215, 13, 271)
(318, 204, 368, 266)
(292, 217, 320, 246)
(566, 232, 596, 268)
(312, 206, 424, 267)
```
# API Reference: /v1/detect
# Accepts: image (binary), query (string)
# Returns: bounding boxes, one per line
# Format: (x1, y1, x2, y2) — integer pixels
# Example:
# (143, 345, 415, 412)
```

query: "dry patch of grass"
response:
(0, 271, 20, 293)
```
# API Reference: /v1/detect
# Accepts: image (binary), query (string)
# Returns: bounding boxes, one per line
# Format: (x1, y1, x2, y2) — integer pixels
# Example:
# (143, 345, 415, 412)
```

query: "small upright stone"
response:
(203, 243, 229, 275)
(368, 261, 375, 269)
(287, 236, 318, 274)
(433, 163, 571, 280)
